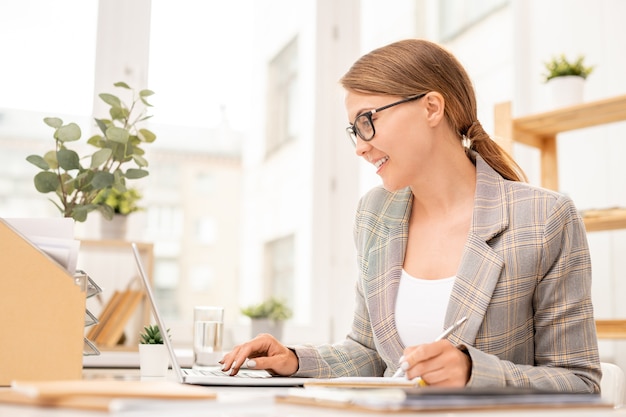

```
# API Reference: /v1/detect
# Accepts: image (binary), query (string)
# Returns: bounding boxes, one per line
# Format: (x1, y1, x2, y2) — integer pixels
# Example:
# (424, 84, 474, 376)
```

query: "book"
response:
(277, 386, 610, 413)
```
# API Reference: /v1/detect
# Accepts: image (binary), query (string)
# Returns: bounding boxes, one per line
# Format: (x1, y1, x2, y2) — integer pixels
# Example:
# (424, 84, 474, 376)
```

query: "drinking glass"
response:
(193, 306, 224, 367)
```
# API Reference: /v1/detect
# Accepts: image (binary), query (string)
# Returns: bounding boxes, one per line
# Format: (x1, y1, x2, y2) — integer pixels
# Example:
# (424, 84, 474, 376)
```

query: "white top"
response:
(394, 269, 456, 347)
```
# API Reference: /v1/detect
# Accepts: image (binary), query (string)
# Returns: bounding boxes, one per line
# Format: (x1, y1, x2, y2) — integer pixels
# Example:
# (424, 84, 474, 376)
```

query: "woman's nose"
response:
(355, 137, 370, 156)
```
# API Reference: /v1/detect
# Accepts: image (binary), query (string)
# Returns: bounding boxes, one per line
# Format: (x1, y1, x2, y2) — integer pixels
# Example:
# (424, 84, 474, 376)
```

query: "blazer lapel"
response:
(446, 154, 509, 346)
(363, 188, 412, 358)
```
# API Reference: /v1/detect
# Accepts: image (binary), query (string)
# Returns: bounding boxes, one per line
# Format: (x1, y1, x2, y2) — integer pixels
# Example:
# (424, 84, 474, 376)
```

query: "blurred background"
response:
(1, 0, 625, 370)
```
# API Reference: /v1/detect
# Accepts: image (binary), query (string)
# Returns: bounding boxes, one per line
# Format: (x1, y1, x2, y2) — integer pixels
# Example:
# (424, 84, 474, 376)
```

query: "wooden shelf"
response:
(513, 95, 626, 146)
(495, 96, 626, 340)
(495, 95, 626, 191)
(79, 240, 154, 350)
(582, 208, 626, 232)
(596, 320, 626, 339)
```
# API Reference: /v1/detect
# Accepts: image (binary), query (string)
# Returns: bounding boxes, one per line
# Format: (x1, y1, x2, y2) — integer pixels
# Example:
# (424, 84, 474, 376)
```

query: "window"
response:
(439, 0, 509, 40)
(266, 36, 300, 156)
(264, 234, 295, 307)
(0, 0, 97, 115)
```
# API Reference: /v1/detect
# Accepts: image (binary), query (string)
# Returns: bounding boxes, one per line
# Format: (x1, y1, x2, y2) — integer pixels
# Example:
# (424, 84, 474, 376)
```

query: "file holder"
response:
(75, 269, 101, 356)
(0, 219, 86, 386)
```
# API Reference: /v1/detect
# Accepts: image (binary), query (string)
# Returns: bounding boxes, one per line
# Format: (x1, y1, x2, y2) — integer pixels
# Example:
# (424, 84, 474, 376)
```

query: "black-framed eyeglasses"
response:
(345, 93, 426, 147)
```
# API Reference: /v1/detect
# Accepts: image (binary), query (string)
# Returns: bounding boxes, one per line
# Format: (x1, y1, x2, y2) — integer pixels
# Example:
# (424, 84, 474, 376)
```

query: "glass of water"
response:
(193, 306, 224, 367)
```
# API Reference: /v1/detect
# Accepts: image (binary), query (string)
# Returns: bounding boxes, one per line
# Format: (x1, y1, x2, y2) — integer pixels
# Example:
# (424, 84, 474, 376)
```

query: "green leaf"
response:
(126, 168, 149, 179)
(91, 171, 115, 189)
(60, 172, 76, 193)
(72, 205, 92, 222)
(94, 118, 109, 135)
(57, 149, 81, 170)
(26, 155, 49, 170)
(34, 171, 60, 193)
(91, 148, 112, 168)
(139, 89, 155, 98)
(114, 81, 131, 89)
(99, 93, 122, 108)
(106, 126, 130, 143)
(87, 134, 105, 148)
(43, 151, 59, 169)
(110, 105, 129, 121)
(44, 117, 63, 129)
(138, 128, 156, 143)
(96, 203, 115, 220)
(132, 154, 148, 167)
(55, 123, 82, 142)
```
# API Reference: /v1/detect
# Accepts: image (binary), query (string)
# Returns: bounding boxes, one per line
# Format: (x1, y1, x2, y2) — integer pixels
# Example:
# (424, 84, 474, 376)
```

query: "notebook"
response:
(131, 243, 310, 387)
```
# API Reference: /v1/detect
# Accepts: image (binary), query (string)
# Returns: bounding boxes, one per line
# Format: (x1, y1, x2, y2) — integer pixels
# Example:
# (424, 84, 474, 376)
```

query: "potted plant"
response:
(26, 81, 156, 222)
(543, 54, 594, 109)
(241, 297, 292, 341)
(138, 324, 170, 377)
(93, 187, 143, 239)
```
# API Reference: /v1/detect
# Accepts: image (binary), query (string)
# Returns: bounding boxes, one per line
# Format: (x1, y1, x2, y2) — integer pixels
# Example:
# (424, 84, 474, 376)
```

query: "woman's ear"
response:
(424, 92, 445, 127)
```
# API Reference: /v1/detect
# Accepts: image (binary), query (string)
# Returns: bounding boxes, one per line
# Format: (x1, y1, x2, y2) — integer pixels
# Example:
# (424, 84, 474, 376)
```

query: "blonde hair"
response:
(340, 39, 526, 182)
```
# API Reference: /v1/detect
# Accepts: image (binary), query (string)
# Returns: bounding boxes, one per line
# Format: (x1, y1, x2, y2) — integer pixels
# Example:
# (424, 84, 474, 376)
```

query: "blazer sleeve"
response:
(464, 195, 601, 393)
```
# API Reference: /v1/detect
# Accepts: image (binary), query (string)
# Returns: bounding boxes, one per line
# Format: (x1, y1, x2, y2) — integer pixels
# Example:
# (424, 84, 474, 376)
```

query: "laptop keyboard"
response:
(183, 368, 272, 378)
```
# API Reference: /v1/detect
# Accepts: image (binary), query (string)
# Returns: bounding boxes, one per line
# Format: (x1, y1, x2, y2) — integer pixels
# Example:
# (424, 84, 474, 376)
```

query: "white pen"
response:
(392, 316, 468, 379)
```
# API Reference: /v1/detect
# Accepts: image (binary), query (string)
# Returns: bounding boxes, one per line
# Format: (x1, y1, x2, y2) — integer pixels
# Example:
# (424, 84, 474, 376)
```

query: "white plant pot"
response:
(138, 344, 169, 377)
(101, 214, 128, 240)
(251, 318, 284, 341)
(547, 75, 585, 109)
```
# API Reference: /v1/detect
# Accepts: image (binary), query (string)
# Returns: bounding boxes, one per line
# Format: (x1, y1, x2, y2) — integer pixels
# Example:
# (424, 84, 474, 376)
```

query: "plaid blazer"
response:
(293, 153, 601, 393)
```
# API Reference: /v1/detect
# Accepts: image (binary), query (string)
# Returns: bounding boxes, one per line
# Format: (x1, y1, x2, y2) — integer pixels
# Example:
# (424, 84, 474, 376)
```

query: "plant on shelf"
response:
(543, 54, 594, 82)
(139, 324, 169, 344)
(26, 81, 156, 222)
(93, 187, 143, 217)
(241, 297, 293, 322)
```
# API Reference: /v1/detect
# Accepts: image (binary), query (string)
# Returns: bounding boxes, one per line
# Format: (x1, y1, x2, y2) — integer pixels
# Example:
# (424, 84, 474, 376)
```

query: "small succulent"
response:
(543, 54, 594, 82)
(241, 297, 292, 321)
(139, 324, 169, 344)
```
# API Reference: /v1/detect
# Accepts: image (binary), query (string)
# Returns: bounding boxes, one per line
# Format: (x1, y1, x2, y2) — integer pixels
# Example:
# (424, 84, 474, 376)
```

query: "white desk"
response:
(1, 369, 624, 416)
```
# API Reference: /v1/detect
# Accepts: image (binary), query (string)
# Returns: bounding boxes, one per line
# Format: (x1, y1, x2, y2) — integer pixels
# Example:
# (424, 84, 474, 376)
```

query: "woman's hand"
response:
(400, 340, 471, 387)
(220, 333, 299, 376)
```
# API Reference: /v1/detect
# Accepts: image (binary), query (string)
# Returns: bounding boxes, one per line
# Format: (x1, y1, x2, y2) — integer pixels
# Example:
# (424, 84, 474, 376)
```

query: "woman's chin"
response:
(381, 181, 404, 192)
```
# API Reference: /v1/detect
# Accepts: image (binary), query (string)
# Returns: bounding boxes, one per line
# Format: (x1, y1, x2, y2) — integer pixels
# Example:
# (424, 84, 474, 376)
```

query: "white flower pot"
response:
(251, 318, 284, 341)
(138, 344, 169, 377)
(100, 214, 128, 240)
(547, 75, 585, 109)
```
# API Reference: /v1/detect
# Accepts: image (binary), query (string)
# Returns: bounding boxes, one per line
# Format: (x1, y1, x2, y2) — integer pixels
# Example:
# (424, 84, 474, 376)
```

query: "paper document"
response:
(278, 386, 610, 412)
(4, 218, 80, 274)
(304, 376, 421, 389)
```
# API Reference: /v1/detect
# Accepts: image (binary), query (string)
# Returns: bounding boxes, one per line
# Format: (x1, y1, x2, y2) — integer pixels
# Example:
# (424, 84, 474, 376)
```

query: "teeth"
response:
(374, 156, 389, 169)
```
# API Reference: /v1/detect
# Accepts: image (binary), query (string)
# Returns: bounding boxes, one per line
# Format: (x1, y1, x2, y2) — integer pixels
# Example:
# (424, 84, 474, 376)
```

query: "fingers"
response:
(219, 333, 299, 376)
(220, 334, 271, 375)
(401, 340, 470, 387)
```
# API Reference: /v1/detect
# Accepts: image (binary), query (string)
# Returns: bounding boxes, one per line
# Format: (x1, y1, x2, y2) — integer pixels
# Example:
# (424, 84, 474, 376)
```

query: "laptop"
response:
(131, 243, 310, 387)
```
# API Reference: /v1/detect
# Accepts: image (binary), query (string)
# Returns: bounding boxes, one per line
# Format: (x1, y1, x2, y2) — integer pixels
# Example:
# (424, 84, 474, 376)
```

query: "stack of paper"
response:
(4, 218, 80, 274)
(278, 384, 611, 413)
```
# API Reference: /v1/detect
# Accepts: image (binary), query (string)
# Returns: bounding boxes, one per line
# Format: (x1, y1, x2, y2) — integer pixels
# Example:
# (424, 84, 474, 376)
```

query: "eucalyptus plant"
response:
(26, 82, 156, 222)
